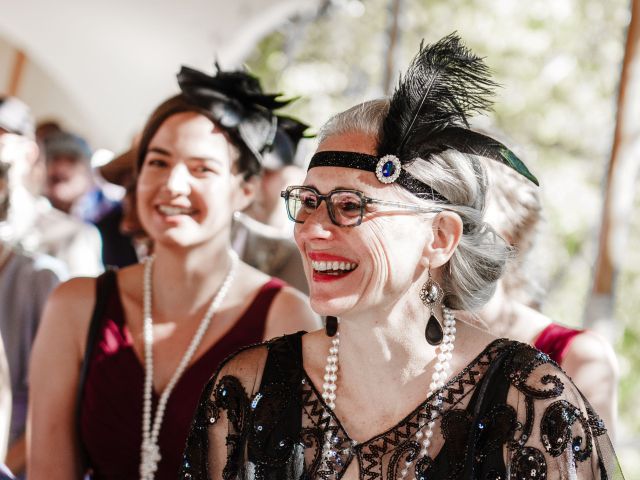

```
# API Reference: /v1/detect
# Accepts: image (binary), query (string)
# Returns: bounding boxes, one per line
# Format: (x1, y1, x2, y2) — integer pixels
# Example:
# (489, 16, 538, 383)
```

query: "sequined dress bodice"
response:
(181, 333, 623, 479)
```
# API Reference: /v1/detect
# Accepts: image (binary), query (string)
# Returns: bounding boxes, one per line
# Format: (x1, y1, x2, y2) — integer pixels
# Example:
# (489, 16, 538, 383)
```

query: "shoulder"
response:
(203, 334, 302, 401)
(213, 333, 303, 383)
(43, 276, 98, 332)
(265, 285, 321, 339)
(563, 330, 618, 372)
(32, 276, 99, 362)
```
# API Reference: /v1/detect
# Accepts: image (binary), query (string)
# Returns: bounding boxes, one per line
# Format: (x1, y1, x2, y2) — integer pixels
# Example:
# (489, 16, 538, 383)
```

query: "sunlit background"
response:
(1, 0, 638, 474)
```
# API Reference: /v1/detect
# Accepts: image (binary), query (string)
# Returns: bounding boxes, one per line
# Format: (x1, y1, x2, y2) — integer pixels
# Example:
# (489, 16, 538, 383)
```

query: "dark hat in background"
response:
(44, 131, 92, 162)
(99, 147, 136, 186)
(261, 129, 296, 170)
(0, 96, 35, 139)
(99, 133, 140, 186)
(260, 116, 309, 171)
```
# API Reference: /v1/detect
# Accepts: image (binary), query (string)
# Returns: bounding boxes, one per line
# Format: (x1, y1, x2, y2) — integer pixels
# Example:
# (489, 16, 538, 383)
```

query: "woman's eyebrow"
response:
(146, 147, 171, 156)
(187, 155, 224, 164)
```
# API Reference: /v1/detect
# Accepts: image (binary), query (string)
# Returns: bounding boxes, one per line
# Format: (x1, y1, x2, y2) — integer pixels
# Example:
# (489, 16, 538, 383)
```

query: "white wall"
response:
(0, 0, 321, 152)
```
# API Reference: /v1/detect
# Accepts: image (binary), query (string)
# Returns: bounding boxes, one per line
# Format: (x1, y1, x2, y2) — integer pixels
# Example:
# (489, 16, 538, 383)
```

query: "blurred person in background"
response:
(473, 158, 619, 439)
(28, 65, 319, 480)
(0, 151, 66, 477)
(94, 137, 143, 267)
(232, 123, 309, 292)
(0, 96, 102, 277)
(43, 131, 117, 224)
(0, 302, 11, 464)
(0, 334, 14, 480)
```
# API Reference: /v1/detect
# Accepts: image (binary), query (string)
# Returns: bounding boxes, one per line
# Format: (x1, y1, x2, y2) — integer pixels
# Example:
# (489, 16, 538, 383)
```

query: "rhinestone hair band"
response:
(308, 151, 449, 203)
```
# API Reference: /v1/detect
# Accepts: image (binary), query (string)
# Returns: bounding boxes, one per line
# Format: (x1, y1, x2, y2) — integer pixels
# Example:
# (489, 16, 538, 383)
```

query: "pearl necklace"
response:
(320, 307, 457, 479)
(139, 251, 239, 480)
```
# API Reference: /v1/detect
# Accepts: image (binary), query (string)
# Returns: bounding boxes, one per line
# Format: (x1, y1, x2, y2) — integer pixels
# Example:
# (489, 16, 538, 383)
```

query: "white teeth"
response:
(158, 205, 193, 216)
(311, 260, 357, 272)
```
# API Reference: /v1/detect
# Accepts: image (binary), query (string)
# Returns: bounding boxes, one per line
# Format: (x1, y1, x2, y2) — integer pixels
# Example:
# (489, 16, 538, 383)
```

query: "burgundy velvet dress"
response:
(79, 275, 285, 480)
(533, 322, 584, 364)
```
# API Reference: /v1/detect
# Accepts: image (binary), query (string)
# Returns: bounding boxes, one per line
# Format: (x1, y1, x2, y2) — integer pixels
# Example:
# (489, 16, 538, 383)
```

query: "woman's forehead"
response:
(316, 131, 377, 155)
(303, 166, 396, 199)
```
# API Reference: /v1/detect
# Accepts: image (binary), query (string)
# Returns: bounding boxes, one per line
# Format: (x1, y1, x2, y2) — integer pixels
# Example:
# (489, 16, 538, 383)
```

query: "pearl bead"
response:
(140, 252, 239, 480)
(317, 306, 456, 475)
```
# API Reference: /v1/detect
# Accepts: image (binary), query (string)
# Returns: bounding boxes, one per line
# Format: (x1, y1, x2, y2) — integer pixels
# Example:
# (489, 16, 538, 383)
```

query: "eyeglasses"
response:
(281, 185, 439, 227)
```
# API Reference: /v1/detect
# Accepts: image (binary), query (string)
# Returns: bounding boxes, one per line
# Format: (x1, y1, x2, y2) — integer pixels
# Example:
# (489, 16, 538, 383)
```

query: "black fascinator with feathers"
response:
(176, 64, 308, 165)
(309, 33, 538, 201)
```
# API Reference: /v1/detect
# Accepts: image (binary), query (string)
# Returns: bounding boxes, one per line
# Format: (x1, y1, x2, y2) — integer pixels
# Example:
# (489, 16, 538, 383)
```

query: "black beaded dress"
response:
(181, 332, 623, 479)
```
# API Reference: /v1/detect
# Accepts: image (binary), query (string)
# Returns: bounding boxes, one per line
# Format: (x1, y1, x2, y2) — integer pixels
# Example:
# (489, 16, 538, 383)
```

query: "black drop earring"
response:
(419, 273, 444, 345)
(325, 316, 339, 337)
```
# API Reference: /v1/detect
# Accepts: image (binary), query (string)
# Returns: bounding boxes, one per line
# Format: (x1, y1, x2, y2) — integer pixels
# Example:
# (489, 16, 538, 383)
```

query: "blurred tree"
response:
(587, 0, 640, 335)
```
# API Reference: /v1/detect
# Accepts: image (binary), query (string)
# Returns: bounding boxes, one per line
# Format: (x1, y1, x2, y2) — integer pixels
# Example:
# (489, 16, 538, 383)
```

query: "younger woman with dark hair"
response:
(28, 67, 319, 480)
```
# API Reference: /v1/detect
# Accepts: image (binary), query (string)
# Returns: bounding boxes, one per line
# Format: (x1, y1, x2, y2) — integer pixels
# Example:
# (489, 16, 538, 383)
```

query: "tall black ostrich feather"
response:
(378, 33, 538, 186)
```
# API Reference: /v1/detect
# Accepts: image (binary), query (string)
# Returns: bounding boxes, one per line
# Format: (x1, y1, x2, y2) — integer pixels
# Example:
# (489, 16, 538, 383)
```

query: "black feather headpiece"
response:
(309, 33, 538, 202)
(177, 64, 308, 164)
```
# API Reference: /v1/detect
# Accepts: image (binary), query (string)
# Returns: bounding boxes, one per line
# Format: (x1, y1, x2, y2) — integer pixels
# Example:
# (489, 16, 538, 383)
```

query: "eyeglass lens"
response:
(286, 187, 364, 226)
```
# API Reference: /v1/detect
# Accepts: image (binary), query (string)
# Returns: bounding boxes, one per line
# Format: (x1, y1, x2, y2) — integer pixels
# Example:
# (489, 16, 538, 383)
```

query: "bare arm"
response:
(5, 434, 26, 476)
(262, 286, 320, 341)
(561, 330, 619, 442)
(27, 277, 95, 479)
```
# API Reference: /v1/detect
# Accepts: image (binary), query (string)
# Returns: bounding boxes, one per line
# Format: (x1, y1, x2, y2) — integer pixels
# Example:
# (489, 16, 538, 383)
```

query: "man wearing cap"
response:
(43, 131, 116, 224)
(0, 96, 102, 277)
(231, 127, 309, 293)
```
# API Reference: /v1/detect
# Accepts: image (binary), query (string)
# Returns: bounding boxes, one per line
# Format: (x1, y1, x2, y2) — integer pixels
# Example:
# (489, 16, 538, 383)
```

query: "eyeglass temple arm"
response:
(366, 198, 440, 214)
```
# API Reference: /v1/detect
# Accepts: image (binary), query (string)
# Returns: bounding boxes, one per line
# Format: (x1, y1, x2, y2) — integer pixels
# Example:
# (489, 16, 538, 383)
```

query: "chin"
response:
(154, 230, 201, 249)
(309, 295, 358, 318)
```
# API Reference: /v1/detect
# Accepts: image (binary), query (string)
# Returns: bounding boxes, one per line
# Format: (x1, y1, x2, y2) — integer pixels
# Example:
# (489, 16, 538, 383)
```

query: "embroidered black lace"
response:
(181, 333, 623, 479)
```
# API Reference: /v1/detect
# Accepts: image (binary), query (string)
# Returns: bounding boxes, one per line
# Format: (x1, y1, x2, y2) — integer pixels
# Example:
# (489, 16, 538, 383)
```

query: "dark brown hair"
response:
(136, 94, 259, 179)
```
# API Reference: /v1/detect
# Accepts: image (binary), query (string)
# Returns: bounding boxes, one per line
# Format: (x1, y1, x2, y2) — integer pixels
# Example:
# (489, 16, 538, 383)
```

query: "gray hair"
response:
(319, 99, 510, 312)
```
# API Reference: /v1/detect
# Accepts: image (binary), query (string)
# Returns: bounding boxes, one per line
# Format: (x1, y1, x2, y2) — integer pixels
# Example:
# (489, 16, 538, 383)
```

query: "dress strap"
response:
(533, 323, 583, 365)
(247, 332, 305, 470)
(75, 269, 117, 467)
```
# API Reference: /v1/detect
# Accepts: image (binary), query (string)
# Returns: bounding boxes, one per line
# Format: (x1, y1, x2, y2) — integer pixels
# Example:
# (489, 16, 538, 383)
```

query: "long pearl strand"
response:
(139, 252, 239, 480)
(320, 308, 457, 479)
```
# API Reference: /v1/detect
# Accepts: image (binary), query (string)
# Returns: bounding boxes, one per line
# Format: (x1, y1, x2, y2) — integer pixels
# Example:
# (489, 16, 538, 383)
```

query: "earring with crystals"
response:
(325, 316, 338, 337)
(419, 272, 444, 345)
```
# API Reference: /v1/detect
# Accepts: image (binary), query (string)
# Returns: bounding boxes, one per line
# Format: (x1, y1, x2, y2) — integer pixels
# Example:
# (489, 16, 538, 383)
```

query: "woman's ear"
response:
(232, 174, 258, 212)
(423, 211, 463, 269)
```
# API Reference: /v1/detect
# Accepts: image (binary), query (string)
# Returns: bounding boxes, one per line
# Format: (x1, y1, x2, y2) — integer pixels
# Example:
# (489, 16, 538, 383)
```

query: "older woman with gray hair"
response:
(181, 34, 623, 479)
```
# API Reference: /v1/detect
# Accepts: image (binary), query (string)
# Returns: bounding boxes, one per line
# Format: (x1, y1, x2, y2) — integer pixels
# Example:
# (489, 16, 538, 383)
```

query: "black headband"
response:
(308, 151, 449, 202)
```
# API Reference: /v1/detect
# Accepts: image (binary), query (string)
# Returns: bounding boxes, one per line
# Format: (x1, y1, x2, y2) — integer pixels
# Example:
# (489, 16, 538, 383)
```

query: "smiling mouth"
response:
(156, 205, 197, 216)
(311, 260, 358, 276)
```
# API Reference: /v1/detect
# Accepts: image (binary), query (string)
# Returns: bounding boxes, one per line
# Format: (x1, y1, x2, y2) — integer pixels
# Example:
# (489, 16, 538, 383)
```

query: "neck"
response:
(473, 282, 550, 342)
(148, 239, 236, 320)
(336, 293, 443, 385)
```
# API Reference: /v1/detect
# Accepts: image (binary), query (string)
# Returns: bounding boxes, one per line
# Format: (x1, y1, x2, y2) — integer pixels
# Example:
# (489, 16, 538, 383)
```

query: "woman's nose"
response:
(295, 203, 335, 241)
(166, 163, 191, 195)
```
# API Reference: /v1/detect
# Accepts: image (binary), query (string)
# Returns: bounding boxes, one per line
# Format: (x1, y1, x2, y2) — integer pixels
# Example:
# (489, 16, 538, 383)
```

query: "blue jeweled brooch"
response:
(375, 155, 402, 184)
